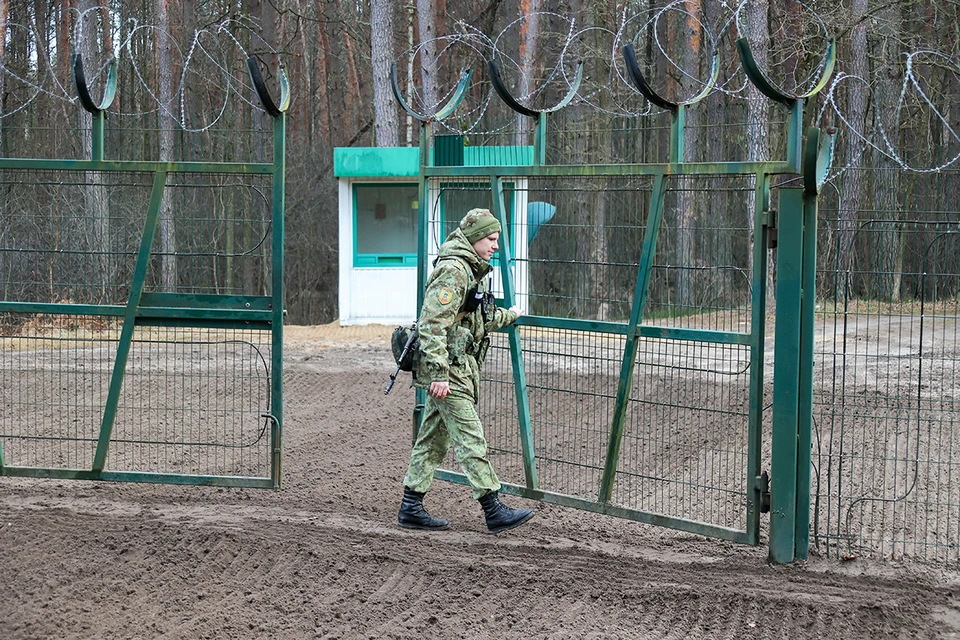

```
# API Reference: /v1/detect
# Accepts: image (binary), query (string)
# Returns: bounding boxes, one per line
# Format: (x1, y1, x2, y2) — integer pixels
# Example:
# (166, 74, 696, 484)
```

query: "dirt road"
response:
(2, 326, 958, 639)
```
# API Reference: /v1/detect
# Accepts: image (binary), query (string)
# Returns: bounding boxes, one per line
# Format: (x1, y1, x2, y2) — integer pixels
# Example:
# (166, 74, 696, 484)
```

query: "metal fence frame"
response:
(395, 40, 837, 562)
(0, 56, 288, 489)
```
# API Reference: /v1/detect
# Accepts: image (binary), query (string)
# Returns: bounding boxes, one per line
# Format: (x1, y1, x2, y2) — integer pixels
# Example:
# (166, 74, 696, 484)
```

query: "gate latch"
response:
(755, 471, 771, 513)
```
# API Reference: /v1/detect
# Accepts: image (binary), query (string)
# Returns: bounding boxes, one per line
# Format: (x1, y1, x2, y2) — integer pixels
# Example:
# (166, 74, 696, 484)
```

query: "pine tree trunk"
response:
(870, 5, 904, 302)
(836, 0, 869, 303)
(156, 0, 177, 291)
(0, 0, 7, 158)
(78, 0, 111, 302)
(416, 0, 439, 113)
(568, 0, 611, 321)
(673, 1, 703, 313)
(743, 0, 772, 309)
(514, 0, 541, 146)
(371, 0, 398, 147)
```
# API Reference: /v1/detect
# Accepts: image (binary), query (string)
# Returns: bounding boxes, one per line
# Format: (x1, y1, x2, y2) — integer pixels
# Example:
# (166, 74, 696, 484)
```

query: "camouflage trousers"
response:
(403, 393, 501, 500)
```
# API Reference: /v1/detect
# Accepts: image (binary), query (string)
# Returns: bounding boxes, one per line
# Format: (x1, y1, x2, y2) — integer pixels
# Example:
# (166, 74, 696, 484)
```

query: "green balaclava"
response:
(459, 208, 501, 244)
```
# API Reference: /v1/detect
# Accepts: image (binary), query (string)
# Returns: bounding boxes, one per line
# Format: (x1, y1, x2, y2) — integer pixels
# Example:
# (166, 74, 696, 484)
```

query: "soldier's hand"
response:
(509, 305, 525, 317)
(429, 381, 450, 400)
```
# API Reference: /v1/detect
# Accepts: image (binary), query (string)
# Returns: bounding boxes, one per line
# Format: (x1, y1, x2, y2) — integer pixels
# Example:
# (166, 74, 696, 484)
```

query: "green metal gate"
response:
(0, 57, 288, 488)
(394, 39, 834, 560)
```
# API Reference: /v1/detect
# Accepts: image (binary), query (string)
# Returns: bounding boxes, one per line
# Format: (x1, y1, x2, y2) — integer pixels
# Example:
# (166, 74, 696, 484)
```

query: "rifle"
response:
(384, 322, 419, 395)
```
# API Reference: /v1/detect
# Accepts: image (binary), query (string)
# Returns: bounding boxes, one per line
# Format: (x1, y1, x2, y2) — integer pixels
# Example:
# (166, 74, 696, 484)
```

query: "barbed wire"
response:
(0, 7, 279, 129)
(2, 4, 957, 174)
(817, 50, 960, 181)
(396, 1, 958, 174)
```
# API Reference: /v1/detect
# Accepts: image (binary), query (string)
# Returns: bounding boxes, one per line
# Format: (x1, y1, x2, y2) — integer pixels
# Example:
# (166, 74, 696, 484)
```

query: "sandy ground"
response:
(2, 322, 960, 639)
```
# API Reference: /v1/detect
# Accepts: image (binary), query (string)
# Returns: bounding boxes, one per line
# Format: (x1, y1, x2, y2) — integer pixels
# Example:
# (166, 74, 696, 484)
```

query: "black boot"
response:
(478, 491, 534, 534)
(398, 487, 449, 530)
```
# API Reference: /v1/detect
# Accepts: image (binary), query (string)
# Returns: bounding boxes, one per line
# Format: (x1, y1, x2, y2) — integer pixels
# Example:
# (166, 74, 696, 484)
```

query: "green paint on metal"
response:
(670, 105, 685, 163)
(534, 114, 547, 166)
(93, 112, 105, 161)
(795, 191, 819, 559)
(490, 175, 538, 489)
(424, 162, 794, 178)
(433, 69, 473, 121)
(769, 187, 806, 564)
(0, 301, 126, 316)
(435, 470, 752, 544)
(736, 38, 793, 106)
(2, 81, 287, 491)
(334, 147, 421, 178)
(803, 126, 837, 196)
(271, 114, 287, 489)
(0, 300, 271, 322)
(511, 314, 751, 345)
(93, 170, 168, 473)
(334, 145, 536, 179)
(786, 101, 804, 173)
(434, 135, 465, 167)
(600, 173, 669, 503)
(464, 146, 535, 167)
(139, 293, 273, 310)
(0, 466, 275, 488)
(746, 173, 773, 545)
(0, 159, 276, 173)
(133, 318, 273, 331)
(798, 39, 837, 100)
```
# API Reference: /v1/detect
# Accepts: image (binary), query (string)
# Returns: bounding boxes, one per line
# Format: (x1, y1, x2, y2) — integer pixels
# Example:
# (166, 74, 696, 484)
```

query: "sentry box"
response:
(334, 142, 552, 325)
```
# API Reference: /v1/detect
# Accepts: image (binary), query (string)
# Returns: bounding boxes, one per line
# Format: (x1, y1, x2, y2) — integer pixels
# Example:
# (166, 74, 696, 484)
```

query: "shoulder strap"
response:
(435, 255, 471, 274)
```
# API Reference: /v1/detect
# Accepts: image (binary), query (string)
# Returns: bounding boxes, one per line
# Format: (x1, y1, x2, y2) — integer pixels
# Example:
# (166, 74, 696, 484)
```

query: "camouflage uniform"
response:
(403, 219, 519, 500)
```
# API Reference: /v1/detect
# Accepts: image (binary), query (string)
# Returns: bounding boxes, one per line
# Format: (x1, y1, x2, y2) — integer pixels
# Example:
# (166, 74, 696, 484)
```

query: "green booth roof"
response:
(334, 145, 535, 178)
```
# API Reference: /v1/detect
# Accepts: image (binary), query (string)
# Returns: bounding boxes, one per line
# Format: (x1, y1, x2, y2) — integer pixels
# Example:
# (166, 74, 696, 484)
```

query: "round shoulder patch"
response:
(438, 289, 454, 305)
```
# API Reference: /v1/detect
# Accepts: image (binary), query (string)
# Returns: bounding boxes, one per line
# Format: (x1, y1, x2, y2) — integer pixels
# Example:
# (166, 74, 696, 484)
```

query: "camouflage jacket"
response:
(414, 228, 518, 401)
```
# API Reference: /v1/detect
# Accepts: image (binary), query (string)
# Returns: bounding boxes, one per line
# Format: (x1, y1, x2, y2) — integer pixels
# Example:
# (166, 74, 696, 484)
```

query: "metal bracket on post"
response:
(755, 472, 771, 513)
(246, 57, 291, 118)
(72, 54, 118, 161)
(622, 44, 719, 164)
(260, 413, 282, 489)
(735, 36, 837, 564)
(487, 58, 583, 165)
(736, 38, 836, 172)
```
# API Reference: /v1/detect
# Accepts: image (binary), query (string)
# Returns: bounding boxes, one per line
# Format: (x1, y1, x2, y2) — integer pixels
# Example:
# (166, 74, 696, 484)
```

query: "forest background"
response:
(0, 0, 957, 324)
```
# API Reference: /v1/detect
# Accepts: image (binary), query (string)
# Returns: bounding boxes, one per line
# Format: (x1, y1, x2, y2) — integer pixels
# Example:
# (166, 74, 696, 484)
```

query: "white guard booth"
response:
(334, 145, 535, 326)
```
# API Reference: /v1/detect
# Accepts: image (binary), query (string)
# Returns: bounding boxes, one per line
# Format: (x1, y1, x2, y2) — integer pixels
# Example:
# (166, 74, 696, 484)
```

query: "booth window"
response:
(353, 183, 419, 267)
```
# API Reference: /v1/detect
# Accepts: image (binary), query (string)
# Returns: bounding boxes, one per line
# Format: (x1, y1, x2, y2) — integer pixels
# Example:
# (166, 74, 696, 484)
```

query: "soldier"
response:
(398, 208, 534, 534)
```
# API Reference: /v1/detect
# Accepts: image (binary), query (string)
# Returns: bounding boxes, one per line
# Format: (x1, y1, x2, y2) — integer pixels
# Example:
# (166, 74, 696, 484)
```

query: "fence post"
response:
(794, 190, 819, 559)
(769, 187, 805, 563)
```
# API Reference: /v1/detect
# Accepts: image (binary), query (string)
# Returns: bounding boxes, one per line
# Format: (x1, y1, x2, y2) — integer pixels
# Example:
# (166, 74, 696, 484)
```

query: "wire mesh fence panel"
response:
(813, 208, 960, 565)
(108, 326, 273, 478)
(471, 333, 524, 487)
(522, 176, 655, 322)
(0, 170, 154, 306)
(0, 167, 282, 486)
(473, 328, 625, 499)
(644, 175, 756, 332)
(144, 173, 274, 296)
(613, 338, 752, 529)
(0, 313, 120, 469)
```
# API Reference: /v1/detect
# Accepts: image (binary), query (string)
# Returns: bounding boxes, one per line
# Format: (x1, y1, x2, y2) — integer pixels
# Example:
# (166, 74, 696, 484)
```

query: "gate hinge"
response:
(761, 210, 778, 249)
(755, 471, 771, 513)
